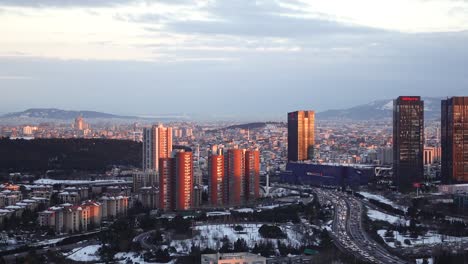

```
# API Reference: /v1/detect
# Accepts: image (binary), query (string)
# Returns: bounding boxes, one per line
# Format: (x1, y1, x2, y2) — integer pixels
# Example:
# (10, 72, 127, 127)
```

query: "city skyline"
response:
(1, 0, 468, 119)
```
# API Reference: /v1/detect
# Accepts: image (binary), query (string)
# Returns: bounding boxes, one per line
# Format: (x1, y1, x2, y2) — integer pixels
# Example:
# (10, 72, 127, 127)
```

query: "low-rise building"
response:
(100, 195, 129, 219)
(201, 253, 266, 264)
(138, 187, 158, 209)
(58, 192, 80, 204)
(38, 201, 102, 234)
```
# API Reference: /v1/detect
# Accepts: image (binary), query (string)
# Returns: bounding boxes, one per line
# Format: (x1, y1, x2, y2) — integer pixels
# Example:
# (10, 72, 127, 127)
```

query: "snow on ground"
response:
(34, 178, 129, 185)
(257, 203, 293, 210)
(115, 252, 177, 264)
(377, 230, 468, 248)
(206, 211, 231, 217)
(359, 192, 408, 211)
(34, 237, 67, 246)
(367, 208, 408, 225)
(67, 245, 101, 262)
(233, 208, 255, 213)
(416, 258, 434, 264)
(171, 223, 305, 254)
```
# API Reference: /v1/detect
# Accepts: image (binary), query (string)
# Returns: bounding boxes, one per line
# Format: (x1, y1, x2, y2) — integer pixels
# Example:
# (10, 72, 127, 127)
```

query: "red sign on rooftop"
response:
(401, 97, 420, 102)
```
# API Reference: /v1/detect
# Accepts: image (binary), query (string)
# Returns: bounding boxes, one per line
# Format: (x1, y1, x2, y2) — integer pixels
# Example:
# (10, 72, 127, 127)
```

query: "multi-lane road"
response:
(314, 188, 408, 264)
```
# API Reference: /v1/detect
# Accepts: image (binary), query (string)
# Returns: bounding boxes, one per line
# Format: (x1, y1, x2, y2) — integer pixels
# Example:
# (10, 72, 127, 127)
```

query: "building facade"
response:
(209, 147, 261, 207)
(158, 149, 194, 211)
(142, 124, 173, 173)
(201, 253, 266, 264)
(288, 111, 315, 162)
(393, 96, 424, 192)
(209, 147, 225, 206)
(245, 150, 260, 200)
(442, 97, 468, 183)
(226, 149, 246, 206)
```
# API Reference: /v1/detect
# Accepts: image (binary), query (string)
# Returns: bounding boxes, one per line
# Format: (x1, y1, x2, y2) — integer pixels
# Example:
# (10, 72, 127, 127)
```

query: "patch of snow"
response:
(377, 230, 468, 248)
(416, 258, 434, 264)
(359, 192, 407, 211)
(170, 223, 305, 255)
(367, 209, 408, 225)
(233, 208, 255, 213)
(381, 101, 393, 110)
(34, 237, 66, 246)
(34, 179, 129, 185)
(67, 245, 101, 262)
(206, 211, 231, 217)
(115, 252, 176, 263)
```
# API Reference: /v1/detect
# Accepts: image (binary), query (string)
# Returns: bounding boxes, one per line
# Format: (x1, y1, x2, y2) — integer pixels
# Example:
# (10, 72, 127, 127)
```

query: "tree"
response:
(258, 224, 287, 239)
(234, 225, 244, 232)
(219, 236, 233, 253)
(233, 238, 248, 252)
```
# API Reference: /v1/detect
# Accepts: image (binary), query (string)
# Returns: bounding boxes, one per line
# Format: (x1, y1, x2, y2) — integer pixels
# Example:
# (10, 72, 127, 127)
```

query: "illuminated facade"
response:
(38, 201, 102, 234)
(288, 111, 315, 161)
(74, 116, 85, 130)
(393, 96, 424, 192)
(158, 157, 174, 211)
(209, 146, 225, 206)
(158, 149, 194, 211)
(142, 124, 173, 173)
(245, 150, 260, 200)
(175, 150, 193, 211)
(442, 97, 468, 183)
(226, 149, 246, 206)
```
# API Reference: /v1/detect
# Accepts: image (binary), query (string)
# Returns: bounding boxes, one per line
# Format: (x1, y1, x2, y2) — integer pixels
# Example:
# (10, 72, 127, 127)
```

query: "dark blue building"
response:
(280, 162, 373, 189)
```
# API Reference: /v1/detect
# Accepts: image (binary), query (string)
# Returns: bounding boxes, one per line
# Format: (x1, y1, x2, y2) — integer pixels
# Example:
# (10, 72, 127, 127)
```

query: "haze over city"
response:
(1, 0, 468, 119)
(2, 1, 468, 264)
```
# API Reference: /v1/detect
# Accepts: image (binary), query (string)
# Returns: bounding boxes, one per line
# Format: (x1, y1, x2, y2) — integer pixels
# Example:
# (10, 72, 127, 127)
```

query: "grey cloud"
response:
(147, 0, 386, 38)
(1, 30, 467, 120)
(0, 0, 190, 8)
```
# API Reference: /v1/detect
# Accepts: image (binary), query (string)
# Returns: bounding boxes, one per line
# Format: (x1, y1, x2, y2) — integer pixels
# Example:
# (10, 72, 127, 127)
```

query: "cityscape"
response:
(1, 1, 468, 264)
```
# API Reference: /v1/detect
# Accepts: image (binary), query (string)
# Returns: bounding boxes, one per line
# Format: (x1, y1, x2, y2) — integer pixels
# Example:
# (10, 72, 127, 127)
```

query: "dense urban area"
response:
(0, 96, 467, 264)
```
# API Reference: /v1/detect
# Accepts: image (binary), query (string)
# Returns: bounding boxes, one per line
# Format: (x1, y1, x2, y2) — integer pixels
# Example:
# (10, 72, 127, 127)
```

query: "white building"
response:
(201, 253, 266, 264)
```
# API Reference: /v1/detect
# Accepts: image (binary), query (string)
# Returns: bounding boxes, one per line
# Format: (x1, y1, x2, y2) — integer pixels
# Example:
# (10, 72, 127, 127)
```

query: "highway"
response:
(313, 188, 409, 264)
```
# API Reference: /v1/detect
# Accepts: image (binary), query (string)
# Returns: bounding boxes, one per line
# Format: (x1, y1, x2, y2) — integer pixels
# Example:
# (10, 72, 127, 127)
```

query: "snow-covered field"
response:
(378, 230, 468, 248)
(359, 192, 407, 211)
(67, 245, 101, 262)
(170, 223, 305, 254)
(416, 258, 434, 264)
(367, 208, 408, 225)
(114, 252, 177, 264)
(34, 237, 66, 246)
(34, 178, 129, 185)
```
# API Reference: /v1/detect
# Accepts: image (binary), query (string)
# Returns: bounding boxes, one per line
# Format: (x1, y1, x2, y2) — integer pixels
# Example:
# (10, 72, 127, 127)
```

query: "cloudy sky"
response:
(0, 0, 467, 120)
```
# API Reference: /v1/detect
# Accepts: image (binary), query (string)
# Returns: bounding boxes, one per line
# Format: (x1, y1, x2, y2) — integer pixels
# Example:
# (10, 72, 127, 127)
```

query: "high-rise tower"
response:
(208, 146, 225, 206)
(393, 96, 424, 192)
(288, 111, 315, 162)
(441, 97, 468, 183)
(142, 124, 173, 172)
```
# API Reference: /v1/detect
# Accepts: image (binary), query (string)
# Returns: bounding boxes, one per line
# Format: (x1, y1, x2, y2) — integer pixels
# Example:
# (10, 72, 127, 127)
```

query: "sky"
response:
(0, 0, 467, 120)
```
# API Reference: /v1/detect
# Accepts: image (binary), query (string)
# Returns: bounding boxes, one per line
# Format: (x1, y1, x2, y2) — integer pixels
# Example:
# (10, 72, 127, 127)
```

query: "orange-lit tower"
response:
(174, 150, 193, 211)
(209, 146, 225, 206)
(158, 149, 193, 211)
(158, 157, 174, 211)
(143, 124, 172, 172)
(288, 111, 315, 161)
(245, 149, 260, 200)
(226, 148, 246, 206)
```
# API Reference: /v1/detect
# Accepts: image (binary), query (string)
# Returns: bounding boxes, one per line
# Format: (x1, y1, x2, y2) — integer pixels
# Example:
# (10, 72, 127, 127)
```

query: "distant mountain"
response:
(1, 108, 135, 120)
(317, 97, 442, 120)
(206, 122, 285, 133)
(0, 108, 190, 124)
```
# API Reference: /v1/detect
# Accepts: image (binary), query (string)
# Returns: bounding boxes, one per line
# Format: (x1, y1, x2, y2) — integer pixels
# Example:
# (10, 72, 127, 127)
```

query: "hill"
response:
(1, 108, 134, 120)
(0, 138, 142, 172)
(316, 97, 442, 120)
